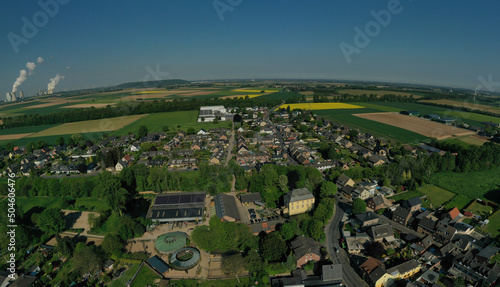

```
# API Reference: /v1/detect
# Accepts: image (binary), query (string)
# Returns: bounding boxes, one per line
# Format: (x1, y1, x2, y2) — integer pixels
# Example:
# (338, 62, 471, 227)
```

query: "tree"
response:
(56, 235, 75, 257)
(73, 245, 104, 275)
(138, 125, 148, 138)
(102, 234, 124, 255)
(366, 241, 385, 258)
(221, 253, 245, 275)
(278, 174, 289, 193)
(260, 232, 287, 262)
(213, 118, 219, 124)
(187, 127, 195, 135)
(279, 221, 298, 241)
(162, 125, 170, 132)
(38, 208, 66, 234)
(319, 181, 337, 198)
(105, 187, 129, 216)
(352, 198, 366, 215)
(55, 136, 65, 146)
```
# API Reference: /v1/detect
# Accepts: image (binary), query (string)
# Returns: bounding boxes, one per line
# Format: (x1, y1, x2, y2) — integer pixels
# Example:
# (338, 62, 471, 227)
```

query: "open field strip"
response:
(279, 102, 364, 110)
(354, 112, 475, 140)
(24, 99, 85, 109)
(27, 114, 147, 137)
(232, 89, 281, 93)
(0, 133, 34, 140)
(340, 89, 421, 98)
(61, 103, 118, 109)
(433, 110, 500, 124)
(420, 99, 500, 115)
(447, 135, 490, 146)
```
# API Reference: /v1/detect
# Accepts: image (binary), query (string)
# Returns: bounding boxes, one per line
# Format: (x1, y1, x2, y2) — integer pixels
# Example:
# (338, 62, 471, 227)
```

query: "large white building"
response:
(198, 105, 227, 122)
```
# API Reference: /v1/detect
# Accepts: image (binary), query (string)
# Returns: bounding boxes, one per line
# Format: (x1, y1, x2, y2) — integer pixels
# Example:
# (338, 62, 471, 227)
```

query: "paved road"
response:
(326, 195, 368, 287)
(224, 121, 235, 167)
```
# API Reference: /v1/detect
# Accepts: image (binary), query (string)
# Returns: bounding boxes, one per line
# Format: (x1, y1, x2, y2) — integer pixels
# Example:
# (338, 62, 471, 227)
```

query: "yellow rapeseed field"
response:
(278, 103, 364, 110)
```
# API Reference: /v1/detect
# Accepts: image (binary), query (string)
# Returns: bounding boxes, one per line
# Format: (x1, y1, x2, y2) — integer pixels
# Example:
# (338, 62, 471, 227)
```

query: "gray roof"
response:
(369, 224, 394, 240)
(215, 193, 240, 221)
(322, 264, 343, 282)
(419, 269, 439, 284)
(369, 195, 385, 206)
(148, 255, 169, 273)
(393, 207, 411, 219)
(290, 236, 320, 259)
(285, 188, 314, 204)
(239, 193, 262, 203)
(337, 174, 353, 185)
(477, 245, 500, 259)
(368, 266, 387, 283)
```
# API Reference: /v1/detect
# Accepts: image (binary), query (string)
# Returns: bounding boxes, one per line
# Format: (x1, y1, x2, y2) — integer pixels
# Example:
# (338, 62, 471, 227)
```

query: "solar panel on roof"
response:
(179, 195, 191, 203)
(168, 195, 180, 204)
(192, 194, 205, 202)
(154, 195, 169, 205)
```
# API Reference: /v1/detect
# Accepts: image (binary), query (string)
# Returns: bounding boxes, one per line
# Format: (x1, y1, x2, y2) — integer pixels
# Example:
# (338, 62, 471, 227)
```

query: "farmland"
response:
(420, 99, 500, 115)
(465, 201, 494, 217)
(316, 108, 428, 143)
(443, 195, 471, 210)
(26, 114, 147, 137)
(354, 112, 475, 140)
(279, 102, 364, 110)
(340, 89, 420, 98)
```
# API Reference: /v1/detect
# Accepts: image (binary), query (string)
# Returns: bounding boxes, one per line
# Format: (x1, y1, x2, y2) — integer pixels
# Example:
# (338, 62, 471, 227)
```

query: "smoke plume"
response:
(12, 70, 28, 93)
(48, 74, 65, 92)
(26, 62, 36, 75)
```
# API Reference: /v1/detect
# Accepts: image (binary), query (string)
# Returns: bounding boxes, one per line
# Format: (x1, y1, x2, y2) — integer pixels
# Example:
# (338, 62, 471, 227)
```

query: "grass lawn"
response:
(485, 210, 500, 238)
(465, 201, 494, 217)
(169, 278, 252, 287)
(444, 195, 472, 210)
(431, 167, 500, 201)
(389, 190, 424, 203)
(91, 214, 121, 234)
(418, 185, 456, 209)
(74, 197, 110, 212)
(130, 265, 162, 287)
(113, 110, 230, 135)
(279, 102, 364, 110)
(17, 196, 70, 214)
(0, 131, 108, 147)
(110, 264, 140, 287)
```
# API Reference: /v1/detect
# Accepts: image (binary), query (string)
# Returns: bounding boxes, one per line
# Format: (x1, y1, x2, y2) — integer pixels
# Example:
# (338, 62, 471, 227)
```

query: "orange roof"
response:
(449, 207, 460, 220)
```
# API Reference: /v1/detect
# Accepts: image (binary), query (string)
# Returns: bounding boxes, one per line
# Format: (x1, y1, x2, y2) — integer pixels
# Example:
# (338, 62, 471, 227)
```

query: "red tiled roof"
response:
(448, 207, 460, 220)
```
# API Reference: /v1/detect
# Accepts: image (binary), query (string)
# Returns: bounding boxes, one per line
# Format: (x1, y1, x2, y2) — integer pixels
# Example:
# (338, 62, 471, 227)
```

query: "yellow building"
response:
(284, 188, 315, 216)
(369, 260, 421, 287)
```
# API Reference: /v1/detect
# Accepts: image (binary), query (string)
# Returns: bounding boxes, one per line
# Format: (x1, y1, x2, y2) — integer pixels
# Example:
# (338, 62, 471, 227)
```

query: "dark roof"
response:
(150, 207, 203, 220)
(418, 217, 436, 231)
(290, 236, 320, 259)
(368, 266, 387, 283)
(215, 193, 241, 221)
(337, 174, 353, 186)
(153, 192, 205, 206)
(355, 212, 379, 223)
(406, 197, 422, 207)
(393, 207, 411, 219)
(386, 260, 419, 276)
(284, 188, 314, 204)
(239, 193, 262, 203)
(477, 246, 500, 260)
(148, 255, 169, 273)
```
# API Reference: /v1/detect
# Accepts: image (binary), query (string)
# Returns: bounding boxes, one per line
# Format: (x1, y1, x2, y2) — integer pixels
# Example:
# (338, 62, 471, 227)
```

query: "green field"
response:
(91, 214, 121, 234)
(0, 124, 58, 135)
(443, 195, 471, 210)
(110, 264, 140, 287)
(113, 110, 229, 135)
(430, 167, 500, 201)
(465, 201, 494, 217)
(418, 185, 457, 209)
(130, 265, 162, 287)
(316, 108, 428, 143)
(485, 210, 500, 238)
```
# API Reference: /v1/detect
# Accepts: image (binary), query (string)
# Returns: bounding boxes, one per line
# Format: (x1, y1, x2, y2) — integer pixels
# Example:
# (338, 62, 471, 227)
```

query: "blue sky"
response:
(1, 0, 499, 98)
